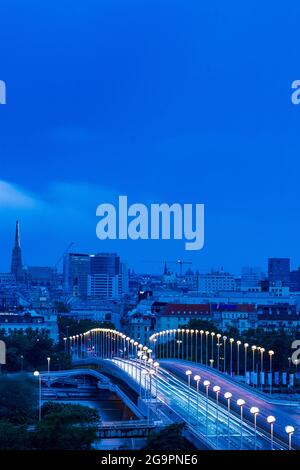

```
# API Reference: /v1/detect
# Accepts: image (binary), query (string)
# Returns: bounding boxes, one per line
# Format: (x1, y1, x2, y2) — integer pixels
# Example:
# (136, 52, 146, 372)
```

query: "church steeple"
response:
(11, 221, 23, 280)
(15, 220, 21, 248)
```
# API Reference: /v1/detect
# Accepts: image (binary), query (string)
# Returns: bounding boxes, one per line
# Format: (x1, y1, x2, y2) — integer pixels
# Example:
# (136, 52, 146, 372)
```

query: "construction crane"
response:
(53, 242, 75, 270)
(143, 259, 192, 276)
(176, 259, 192, 277)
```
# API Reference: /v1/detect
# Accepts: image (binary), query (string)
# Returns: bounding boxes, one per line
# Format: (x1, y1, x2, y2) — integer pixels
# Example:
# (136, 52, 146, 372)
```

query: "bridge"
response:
(64, 327, 299, 450)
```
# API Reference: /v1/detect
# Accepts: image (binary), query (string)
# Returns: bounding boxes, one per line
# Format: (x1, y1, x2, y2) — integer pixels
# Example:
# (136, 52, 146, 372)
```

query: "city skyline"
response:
(1, 218, 300, 278)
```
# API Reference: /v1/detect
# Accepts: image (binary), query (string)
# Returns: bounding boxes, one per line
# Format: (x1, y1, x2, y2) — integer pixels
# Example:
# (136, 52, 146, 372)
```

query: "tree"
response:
(0, 420, 30, 450)
(41, 401, 101, 423)
(143, 423, 192, 450)
(31, 402, 100, 450)
(0, 375, 37, 424)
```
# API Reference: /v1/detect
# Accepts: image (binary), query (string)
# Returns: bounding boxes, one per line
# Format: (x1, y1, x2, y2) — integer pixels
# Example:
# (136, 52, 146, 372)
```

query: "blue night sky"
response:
(0, 0, 300, 274)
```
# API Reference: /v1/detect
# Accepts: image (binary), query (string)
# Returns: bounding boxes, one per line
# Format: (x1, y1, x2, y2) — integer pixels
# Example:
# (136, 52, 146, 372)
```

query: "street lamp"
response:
(229, 339, 234, 376)
(185, 370, 192, 423)
(216, 334, 221, 370)
(205, 331, 209, 366)
(267, 415, 276, 450)
(47, 357, 51, 375)
(211, 332, 215, 365)
(200, 330, 204, 364)
(237, 398, 245, 450)
(285, 425, 294, 450)
(250, 406, 259, 450)
(194, 375, 201, 428)
(223, 336, 227, 373)
(244, 343, 249, 378)
(269, 350, 274, 394)
(33, 371, 42, 422)
(153, 361, 159, 408)
(142, 369, 148, 401)
(252, 345, 257, 373)
(203, 380, 210, 437)
(176, 340, 182, 359)
(213, 385, 221, 448)
(236, 341, 241, 376)
(224, 392, 232, 449)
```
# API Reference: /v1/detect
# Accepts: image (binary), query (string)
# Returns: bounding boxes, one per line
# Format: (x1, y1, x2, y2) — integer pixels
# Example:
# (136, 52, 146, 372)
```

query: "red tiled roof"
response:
(160, 304, 211, 316)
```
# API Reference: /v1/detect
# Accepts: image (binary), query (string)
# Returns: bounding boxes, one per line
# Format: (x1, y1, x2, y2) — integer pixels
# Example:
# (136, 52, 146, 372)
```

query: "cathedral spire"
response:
(11, 220, 23, 280)
(15, 220, 21, 248)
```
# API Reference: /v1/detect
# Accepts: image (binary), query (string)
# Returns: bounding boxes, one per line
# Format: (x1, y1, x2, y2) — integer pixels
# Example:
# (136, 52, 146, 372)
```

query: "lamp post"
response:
(186, 329, 189, 361)
(236, 341, 241, 376)
(185, 370, 192, 424)
(20, 355, 24, 372)
(260, 347, 265, 389)
(237, 399, 245, 450)
(47, 356, 51, 375)
(223, 336, 227, 373)
(142, 369, 150, 419)
(190, 329, 194, 362)
(137, 351, 143, 395)
(194, 375, 201, 428)
(153, 361, 159, 408)
(203, 380, 210, 437)
(229, 339, 234, 376)
(224, 392, 232, 449)
(217, 334, 221, 370)
(250, 406, 259, 450)
(252, 345, 257, 373)
(205, 331, 209, 366)
(213, 385, 221, 448)
(177, 340, 182, 359)
(285, 425, 294, 451)
(211, 332, 215, 365)
(267, 415, 276, 450)
(200, 330, 204, 364)
(148, 369, 155, 423)
(33, 371, 42, 422)
(244, 343, 249, 378)
(269, 350, 274, 394)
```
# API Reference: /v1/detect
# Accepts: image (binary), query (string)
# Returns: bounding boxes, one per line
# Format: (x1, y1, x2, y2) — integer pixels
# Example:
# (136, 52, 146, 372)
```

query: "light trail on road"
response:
(111, 358, 289, 450)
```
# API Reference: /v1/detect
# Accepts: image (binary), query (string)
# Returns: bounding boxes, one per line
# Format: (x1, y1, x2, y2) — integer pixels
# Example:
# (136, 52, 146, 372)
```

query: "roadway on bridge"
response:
(112, 358, 289, 450)
(160, 359, 300, 449)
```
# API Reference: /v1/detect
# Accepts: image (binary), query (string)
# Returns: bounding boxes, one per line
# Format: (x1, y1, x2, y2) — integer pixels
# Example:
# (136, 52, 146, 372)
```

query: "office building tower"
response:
(63, 253, 90, 298)
(268, 258, 290, 287)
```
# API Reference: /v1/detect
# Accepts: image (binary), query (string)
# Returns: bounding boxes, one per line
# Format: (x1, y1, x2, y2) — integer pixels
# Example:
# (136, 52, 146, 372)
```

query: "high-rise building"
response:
(88, 253, 128, 299)
(290, 268, 300, 292)
(63, 253, 90, 298)
(90, 253, 120, 275)
(10, 221, 23, 282)
(268, 258, 290, 287)
(63, 252, 128, 299)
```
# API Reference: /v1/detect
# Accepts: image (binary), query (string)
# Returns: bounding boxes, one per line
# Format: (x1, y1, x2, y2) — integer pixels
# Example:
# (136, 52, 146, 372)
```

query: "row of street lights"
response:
(184, 369, 294, 450)
(150, 329, 275, 388)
